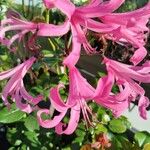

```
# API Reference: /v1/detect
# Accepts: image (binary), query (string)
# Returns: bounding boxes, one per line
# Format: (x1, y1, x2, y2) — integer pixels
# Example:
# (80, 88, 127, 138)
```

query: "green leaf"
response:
(134, 132, 147, 147)
(24, 115, 39, 131)
(24, 131, 40, 145)
(119, 116, 131, 129)
(0, 55, 8, 61)
(8, 147, 16, 150)
(95, 124, 108, 134)
(109, 119, 127, 133)
(111, 135, 123, 150)
(42, 50, 55, 57)
(0, 104, 26, 123)
(14, 139, 22, 146)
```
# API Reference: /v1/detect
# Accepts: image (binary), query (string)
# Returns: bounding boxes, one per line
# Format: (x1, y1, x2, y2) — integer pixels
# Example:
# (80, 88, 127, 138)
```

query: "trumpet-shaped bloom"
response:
(0, 10, 37, 50)
(43, 0, 118, 67)
(37, 66, 95, 134)
(0, 57, 43, 113)
(94, 70, 129, 117)
(43, 0, 150, 66)
(1, 0, 150, 66)
(94, 57, 150, 118)
(100, 3, 150, 65)
(0, 9, 70, 51)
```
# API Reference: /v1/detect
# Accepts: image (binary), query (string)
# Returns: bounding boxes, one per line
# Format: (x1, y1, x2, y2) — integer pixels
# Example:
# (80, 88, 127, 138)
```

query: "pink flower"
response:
(0, 57, 43, 113)
(100, 3, 150, 65)
(43, 0, 75, 19)
(45, 0, 150, 67)
(0, 11, 37, 51)
(75, 0, 125, 18)
(37, 66, 95, 134)
(0, 9, 70, 51)
(94, 57, 150, 118)
(94, 70, 129, 117)
(43, 0, 118, 67)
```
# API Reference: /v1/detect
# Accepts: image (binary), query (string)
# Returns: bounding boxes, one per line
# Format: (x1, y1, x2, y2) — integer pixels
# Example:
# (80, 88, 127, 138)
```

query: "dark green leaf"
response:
(0, 104, 26, 123)
(24, 115, 39, 131)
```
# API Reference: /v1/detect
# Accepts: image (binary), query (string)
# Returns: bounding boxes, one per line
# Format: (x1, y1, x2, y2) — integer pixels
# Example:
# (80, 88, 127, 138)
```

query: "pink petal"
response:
(104, 57, 150, 83)
(63, 25, 81, 67)
(50, 84, 69, 112)
(94, 71, 114, 99)
(37, 109, 66, 128)
(130, 47, 147, 65)
(68, 66, 95, 100)
(15, 88, 32, 113)
(76, 0, 125, 18)
(55, 103, 80, 135)
(20, 80, 43, 105)
(37, 20, 70, 37)
(138, 96, 149, 119)
(43, 0, 75, 19)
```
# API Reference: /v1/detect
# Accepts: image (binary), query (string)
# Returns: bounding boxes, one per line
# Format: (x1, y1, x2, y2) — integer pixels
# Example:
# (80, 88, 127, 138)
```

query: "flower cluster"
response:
(1, 0, 150, 134)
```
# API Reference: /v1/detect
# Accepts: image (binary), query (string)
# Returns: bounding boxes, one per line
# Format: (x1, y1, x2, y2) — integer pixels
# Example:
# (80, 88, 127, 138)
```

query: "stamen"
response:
(79, 98, 95, 128)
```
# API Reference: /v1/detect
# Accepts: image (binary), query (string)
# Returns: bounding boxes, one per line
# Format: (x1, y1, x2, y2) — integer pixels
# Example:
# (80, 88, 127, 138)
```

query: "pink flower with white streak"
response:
(0, 57, 43, 113)
(37, 66, 95, 134)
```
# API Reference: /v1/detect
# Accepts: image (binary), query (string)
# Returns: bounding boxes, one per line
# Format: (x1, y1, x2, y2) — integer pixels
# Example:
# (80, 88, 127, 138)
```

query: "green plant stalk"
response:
(22, 0, 25, 17)
(45, 9, 66, 116)
(45, 9, 66, 75)
(45, 9, 56, 51)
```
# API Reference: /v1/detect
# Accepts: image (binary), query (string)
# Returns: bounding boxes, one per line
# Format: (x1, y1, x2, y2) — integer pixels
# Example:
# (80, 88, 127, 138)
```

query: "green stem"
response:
(22, 0, 25, 17)
(46, 9, 49, 24)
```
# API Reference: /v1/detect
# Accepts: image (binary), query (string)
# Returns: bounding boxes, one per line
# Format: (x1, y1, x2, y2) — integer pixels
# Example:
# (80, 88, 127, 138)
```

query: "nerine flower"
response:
(94, 57, 150, 118)
(37, 66, 95, 134)
(43, 0, 150, 66)
(0, 9, 70, 51)
(1, 1, 150, 66)
(94, 70, 129, 117)
(0, 57, 43, 113)
(100, 3, 150, 65)
(43, 0, 119, 67)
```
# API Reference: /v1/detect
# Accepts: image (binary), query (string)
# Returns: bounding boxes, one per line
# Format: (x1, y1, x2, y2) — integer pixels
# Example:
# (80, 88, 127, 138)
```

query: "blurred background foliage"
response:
(0, 0, 150, 150)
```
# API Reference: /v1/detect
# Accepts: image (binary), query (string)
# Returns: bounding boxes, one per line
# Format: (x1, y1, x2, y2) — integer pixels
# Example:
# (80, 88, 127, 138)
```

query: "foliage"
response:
(0, 0, 150, 150)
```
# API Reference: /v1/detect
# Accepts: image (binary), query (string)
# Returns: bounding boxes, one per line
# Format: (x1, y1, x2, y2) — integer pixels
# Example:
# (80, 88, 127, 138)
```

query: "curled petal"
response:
(130, 47, 147, 65)
(94, 71, 114, 99)
(20, 80, 43, 105)
(50, 84, 69, 112)
(43, 0, 75, 19)
(138, 96, 149, 119)
(113, 83, 130, 101)
(15, 89, 32, 113)
(55, 103, 80, 135)
(104, 57, 150, 83)
(37, 109, 66, 128)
